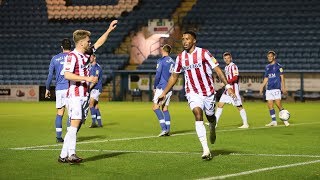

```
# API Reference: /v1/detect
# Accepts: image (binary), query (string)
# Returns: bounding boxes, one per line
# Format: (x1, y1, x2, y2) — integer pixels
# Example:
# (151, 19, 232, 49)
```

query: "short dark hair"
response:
(162, 44, 172, 53)
(223, 52, 232, 57)
(267, 50, 276, 56)
(61, 38, 71, 50)
(183, 31, 197, 40)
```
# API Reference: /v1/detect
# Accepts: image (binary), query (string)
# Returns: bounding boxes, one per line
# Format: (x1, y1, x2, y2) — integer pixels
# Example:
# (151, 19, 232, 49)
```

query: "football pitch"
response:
(0, 101, 319, 179)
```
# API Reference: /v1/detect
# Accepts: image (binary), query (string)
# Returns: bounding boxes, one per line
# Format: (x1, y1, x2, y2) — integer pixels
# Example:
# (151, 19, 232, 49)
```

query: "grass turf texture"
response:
(0, 101, 319, 179)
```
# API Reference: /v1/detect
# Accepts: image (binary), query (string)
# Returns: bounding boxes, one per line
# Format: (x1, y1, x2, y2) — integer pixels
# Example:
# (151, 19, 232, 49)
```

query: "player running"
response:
(158, 31, 236, 160)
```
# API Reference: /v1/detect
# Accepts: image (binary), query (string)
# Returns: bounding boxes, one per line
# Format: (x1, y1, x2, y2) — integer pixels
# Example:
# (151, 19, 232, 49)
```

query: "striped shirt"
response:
(174, 47, 219, 96)
(224, 62, 240, 94)
(64, 49, 90, 97)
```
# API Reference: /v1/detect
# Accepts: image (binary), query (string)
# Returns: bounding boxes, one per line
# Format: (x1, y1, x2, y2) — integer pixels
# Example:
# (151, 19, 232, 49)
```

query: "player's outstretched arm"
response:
(93, 20, 118, 50)
(214, 66, 236, 98)
(259, 77, 268, 95)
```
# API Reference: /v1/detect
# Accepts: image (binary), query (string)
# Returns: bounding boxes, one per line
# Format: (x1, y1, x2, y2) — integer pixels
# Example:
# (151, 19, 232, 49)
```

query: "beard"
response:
(85, 46, 94, 55)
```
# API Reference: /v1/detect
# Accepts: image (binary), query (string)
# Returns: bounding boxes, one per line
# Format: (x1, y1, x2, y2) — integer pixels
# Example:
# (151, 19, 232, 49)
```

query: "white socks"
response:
(240, 109, 248, 125)
(68, 126, 77, 156)
(195, 121, 209, 152)
(60, 126, 78, 158)
(216, 108, 248, 126)
(215, 108, 223, 124)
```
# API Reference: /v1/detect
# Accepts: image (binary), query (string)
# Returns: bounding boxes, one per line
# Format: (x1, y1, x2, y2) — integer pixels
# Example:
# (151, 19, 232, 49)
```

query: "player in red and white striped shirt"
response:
(215, 52, 249, 129)
(59, 20, 118, 164)
(158, 31, 235, 160)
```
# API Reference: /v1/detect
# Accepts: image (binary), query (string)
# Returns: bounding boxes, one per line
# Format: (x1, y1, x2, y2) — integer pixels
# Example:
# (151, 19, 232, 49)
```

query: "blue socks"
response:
(96, 109, 102, 126)
(269, 109, 276, 121)
(154, 109, 167, 131)
(90, 107, 97, 124)
(163, 110, 171, 132)
(55, 115, 63, 138)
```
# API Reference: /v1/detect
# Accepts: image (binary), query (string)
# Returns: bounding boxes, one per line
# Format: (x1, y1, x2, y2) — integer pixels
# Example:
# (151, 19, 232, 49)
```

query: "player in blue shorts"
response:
(152, 44, 175, 136)
(45, 38, 71, 143)
(88, 54, 104, 128)
(259, 51, 290, 127)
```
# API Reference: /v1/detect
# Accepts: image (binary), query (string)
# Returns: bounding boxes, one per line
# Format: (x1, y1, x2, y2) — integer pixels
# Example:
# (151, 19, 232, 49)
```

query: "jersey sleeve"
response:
(264, 65, 268, 78)
(154, 59, 162, 88)
(278, 63, 284, 75)
(227, 64, 239, 84)
(64, 53, 76, 73)
(91, 67, 100, 77)
(204, 50, 219, 69)
(173, 55, 182, 73)
(45, 58, 55, 90)
(89, 66, 95, 76)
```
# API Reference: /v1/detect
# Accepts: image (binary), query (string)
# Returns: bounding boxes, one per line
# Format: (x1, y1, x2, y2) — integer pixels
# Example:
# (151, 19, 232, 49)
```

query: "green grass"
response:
(0, 101, 319, 179)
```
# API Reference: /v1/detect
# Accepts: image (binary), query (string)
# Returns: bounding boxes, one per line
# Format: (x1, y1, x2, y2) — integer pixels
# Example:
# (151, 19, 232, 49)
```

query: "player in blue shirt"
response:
(45, 38, 71, 142)
(259, 51, 290, 127)
(152, 44, 175, 136)
(88, 54, 104, 128)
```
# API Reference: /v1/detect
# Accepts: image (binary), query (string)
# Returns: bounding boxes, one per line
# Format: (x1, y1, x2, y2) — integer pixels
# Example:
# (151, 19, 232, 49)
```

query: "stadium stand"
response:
(0, 0, 180, 85)
(181, 0, 320, 71)
(136, 0, 320, 72)
(0, 0, 319, 87)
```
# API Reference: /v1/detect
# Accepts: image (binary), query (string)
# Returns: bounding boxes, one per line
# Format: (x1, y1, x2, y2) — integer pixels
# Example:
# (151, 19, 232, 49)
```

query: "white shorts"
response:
(266, 89, 282, 100)
(219, 91, 242, 106)
(67, 96, 89, 120)
(153, 89, 172, 106)
(90, 89, 101, 101)
(186, 92, 215, 116)
(55, 89, 68, 109)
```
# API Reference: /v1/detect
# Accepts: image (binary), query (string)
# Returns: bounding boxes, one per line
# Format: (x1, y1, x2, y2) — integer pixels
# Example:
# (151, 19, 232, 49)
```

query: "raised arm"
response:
(93, 20, 118, 50)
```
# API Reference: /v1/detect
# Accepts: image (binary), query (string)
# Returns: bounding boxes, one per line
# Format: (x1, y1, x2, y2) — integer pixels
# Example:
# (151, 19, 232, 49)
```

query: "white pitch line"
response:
(230, 153, 320, 158)
(198, 159, 320, 180)
(9, 148, 320, 159)
(11, 148, 202, 155)
(10, 121, 320, 150)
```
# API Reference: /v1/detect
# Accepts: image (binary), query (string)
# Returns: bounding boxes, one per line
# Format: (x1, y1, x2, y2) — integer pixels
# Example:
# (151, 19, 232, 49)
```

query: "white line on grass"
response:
(12, 148, 202, 155)
(9, 148, 320, 159)
(230, 153, 320, 158)
(10, 121, 320, 150)
(198, 159, 320, 180)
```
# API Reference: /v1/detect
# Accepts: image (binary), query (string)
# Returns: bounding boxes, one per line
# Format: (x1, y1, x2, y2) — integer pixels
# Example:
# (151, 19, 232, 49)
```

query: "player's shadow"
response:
(84, 152, 129, 162)
(171, 129, 194, 135)
(104, 122, 119, 126)
(211, 149, 240, 156)
(77, 135, 106, 142)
